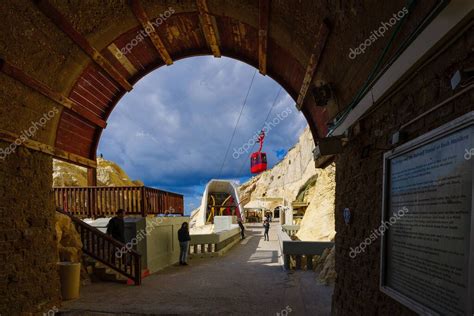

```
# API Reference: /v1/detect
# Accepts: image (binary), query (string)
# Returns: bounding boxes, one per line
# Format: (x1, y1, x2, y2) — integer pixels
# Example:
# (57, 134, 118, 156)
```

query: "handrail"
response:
(54, 185, 184, 218)
(57, 209, 142, 285)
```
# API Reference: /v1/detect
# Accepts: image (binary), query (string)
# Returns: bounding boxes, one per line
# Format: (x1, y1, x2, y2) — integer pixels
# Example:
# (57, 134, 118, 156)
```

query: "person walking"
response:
(238, 218, 245, 239)
(263, 220, 270, 241)
(178, 222, 191, 265)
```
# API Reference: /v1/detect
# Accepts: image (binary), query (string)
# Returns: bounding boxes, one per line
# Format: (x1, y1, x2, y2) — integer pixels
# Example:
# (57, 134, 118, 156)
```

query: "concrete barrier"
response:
(189, 227, 241, 259)
(145, 216, 190, 273)
(278, 227, 333, 270)
(281, 224, 300, 237)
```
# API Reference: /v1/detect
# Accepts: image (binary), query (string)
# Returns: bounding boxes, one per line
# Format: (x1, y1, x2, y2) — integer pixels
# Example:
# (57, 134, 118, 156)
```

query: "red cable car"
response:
(250, 130, 267, 173)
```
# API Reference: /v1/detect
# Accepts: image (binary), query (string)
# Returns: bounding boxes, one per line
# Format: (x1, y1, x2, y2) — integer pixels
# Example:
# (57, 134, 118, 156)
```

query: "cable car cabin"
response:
(250, 152, 267, 173)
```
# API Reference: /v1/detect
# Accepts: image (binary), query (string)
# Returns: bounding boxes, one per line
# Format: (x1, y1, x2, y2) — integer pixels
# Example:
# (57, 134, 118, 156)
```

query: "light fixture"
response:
(391, 131, 407, 145)
(311, 83, 334, 107)
(451, 67, 474, 90)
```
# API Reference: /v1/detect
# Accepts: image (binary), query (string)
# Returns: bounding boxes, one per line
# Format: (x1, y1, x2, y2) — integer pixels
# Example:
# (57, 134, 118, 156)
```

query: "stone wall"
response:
(0, 144, 60, 314)
(332, 24, 474, 315)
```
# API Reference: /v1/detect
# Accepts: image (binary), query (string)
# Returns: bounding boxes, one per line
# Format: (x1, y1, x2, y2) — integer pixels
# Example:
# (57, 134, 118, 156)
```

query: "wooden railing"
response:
(57, 209, 142, 285)
(54, 186, 184, 218)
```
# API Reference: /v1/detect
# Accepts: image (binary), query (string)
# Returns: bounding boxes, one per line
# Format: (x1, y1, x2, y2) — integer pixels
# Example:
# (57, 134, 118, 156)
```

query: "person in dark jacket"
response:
(238, 218, 245, 239)
(178, 222, 191, 265)
(263, 220, 270, 241)
(107, 208, 126, 243)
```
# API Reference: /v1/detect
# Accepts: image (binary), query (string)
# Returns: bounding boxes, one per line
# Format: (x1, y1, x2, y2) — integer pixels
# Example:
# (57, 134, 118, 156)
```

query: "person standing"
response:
(238, 218, 245, 239)
(263, 220, 270, 241)
(178, 222, 191, 265)
(106, 208, 126, 243)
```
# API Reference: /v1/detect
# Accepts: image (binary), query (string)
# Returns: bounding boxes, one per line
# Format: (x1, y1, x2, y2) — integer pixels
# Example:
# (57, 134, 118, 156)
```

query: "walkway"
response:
(61, 223, 333, 315)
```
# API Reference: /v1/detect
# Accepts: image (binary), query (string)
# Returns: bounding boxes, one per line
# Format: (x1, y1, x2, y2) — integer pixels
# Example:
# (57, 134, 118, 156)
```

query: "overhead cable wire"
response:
(217, 68, 257, 178)
(237, 86, 283, 177)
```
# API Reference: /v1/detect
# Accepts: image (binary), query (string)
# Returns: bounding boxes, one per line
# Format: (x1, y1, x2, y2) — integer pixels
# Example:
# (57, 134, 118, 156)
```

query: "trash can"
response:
(57, 262, 81, 300)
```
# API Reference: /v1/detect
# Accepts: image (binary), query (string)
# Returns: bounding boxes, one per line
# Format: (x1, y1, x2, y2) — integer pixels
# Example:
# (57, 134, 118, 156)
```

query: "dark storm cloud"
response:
(98, 56, 307, 212)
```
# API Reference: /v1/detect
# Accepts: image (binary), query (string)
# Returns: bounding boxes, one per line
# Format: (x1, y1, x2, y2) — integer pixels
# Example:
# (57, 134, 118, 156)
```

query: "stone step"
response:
(83, 256, 130, 284)
(92, 265, 128, 283)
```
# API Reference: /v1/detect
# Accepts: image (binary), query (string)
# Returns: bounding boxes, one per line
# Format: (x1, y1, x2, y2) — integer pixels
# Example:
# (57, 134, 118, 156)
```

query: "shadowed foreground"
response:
(61, 223, 333, 315)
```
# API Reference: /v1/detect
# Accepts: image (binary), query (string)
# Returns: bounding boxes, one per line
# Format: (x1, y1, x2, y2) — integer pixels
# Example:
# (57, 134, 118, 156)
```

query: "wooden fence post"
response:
(140, 187, 147, 217)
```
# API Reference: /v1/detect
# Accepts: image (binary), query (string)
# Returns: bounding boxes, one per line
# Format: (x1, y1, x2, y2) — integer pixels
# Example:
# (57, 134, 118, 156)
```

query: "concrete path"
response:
(61, 223, 333, 316)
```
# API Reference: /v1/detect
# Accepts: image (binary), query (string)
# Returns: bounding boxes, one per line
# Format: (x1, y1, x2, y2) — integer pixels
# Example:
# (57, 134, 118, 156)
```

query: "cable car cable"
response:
(237, 86, 282, 176)
(217, 69, 257, 178)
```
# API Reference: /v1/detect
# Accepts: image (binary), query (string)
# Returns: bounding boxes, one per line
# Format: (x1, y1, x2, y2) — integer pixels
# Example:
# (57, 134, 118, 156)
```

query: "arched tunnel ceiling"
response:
(58, 11, 315, 160)
(0, 0, 440, 166)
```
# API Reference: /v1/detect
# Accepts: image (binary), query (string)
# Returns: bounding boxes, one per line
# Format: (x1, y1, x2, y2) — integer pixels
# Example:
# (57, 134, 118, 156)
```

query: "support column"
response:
(0, 144, 60, 313)
(87, 167, 97, 186)
(87, 167, 97, 218)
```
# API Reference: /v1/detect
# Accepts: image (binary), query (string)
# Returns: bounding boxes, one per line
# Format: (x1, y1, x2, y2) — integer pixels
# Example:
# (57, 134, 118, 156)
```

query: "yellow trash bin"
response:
(57, 262, 81, 300)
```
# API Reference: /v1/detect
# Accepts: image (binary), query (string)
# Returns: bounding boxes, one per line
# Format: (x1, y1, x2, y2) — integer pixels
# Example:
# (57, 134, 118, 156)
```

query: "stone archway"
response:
(0, 0, 335, 172)
(0, 2, 333, 312)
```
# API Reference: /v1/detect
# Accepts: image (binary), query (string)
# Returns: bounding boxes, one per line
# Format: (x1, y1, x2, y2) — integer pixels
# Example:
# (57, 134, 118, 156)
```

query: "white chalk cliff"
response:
(238, 126, 336, 242)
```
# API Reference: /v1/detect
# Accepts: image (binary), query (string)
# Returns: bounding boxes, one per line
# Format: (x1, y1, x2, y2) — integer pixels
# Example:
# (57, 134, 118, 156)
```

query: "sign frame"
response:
(380, 111, 474, 315)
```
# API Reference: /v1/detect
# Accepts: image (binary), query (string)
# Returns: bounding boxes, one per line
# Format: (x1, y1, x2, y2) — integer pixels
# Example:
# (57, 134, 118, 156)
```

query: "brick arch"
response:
(54, 10, 329, 163)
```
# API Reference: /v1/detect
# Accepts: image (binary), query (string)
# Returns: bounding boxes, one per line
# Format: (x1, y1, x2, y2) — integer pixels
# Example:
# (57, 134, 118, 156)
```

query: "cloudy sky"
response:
(98, 56, 307, 213)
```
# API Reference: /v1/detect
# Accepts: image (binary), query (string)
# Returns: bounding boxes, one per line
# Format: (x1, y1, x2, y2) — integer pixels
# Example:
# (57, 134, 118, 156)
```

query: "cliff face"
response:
(53, 158, 143, 187)
(296, 165, 336, 241)
(238, 127, 336, 242)
(239, 127, 317, 204)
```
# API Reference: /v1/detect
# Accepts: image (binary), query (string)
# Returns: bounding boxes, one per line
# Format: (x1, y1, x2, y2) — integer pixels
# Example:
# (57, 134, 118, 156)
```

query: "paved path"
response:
(61, 223, 333, 316)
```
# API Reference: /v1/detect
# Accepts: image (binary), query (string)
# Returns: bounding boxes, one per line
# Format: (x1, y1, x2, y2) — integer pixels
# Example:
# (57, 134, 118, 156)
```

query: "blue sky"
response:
(98, 56, 307, 214)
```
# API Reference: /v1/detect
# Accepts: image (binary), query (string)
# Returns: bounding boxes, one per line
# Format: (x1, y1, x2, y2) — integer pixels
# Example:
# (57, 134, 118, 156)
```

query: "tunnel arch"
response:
(98, 54, 307, 181)
(49, 7, 330, 166)
(90, 51, 304, 163)
(0, 0, 438, 170)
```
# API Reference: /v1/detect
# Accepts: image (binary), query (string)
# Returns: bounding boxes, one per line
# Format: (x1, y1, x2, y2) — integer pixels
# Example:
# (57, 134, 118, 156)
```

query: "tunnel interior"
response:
(0, 0, 473, 314)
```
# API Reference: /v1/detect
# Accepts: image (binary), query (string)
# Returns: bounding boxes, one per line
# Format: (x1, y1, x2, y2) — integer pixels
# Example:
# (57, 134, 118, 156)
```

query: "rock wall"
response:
(239, 127, 336, 242)
(296, 165, 336, 241)
(0, 146, 60, 314)
(239, 127, 317, 204)
(315, 246, 336, 285)
(332, 24, 474, 315)
(53, 158, 143, 187)
(55, 213, 82, 263)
